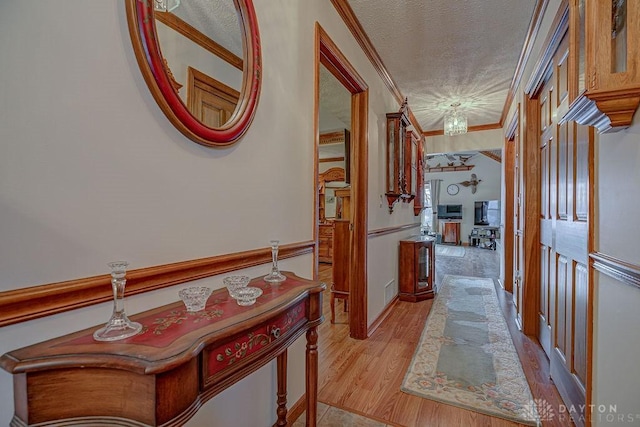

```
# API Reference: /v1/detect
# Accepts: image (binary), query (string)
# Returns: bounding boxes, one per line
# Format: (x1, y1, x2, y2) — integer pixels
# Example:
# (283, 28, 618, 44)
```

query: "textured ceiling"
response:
(173, 0, 243, 57)
(347, 0, 536, 132)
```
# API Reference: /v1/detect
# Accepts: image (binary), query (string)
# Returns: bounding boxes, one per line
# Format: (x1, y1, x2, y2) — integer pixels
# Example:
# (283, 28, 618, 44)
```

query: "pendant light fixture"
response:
(444, 102, 468, 136)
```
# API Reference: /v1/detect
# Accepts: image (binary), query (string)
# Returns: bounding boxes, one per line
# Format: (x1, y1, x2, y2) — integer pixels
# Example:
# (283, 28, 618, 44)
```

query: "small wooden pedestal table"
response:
(0, 271, 325, 427)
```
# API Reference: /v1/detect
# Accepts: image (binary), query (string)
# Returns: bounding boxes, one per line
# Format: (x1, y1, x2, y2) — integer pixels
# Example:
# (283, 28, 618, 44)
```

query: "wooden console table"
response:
(0, 272, 325, 427)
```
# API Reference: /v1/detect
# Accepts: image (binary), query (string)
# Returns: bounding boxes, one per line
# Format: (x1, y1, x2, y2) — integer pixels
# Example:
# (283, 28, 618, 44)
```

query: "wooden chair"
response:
(331, 219, 350, 323)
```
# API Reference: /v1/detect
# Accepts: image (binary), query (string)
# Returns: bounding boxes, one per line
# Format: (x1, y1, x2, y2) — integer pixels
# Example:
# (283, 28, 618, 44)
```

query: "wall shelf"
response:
(426, 165, 475, 173)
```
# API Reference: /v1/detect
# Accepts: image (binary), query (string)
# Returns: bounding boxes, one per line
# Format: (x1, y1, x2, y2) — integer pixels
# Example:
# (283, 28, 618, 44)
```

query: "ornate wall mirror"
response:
(126, 0, 261, 147)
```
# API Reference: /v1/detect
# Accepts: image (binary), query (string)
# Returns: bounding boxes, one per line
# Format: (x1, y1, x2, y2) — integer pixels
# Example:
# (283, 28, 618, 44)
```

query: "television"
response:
(437, 204, 462, 219)
(474, 200, 500, 227)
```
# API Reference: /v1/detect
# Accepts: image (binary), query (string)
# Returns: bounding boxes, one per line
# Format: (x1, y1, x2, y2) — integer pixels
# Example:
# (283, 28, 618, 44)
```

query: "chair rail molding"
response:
(0, 241, 315, 327)
(590, 252, 640, 291)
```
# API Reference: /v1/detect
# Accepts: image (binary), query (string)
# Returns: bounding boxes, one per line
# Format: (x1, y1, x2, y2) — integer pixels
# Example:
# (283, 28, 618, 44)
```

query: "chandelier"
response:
(154, 0, 180, 12)
(443, 103, 468, 136)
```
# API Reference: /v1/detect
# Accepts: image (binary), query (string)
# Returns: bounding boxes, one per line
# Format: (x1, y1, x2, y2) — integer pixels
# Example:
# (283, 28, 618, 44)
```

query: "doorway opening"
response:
(314, 24, 368, 339)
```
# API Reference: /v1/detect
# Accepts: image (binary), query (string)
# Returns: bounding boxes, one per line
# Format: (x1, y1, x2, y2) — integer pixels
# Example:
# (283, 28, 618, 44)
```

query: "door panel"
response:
(536, 32, 590, 425)
(537, 74, 554, 353)
(573, 262, 588, 389)
(539, 245, 551, 356)
(555, 255, 568, 358)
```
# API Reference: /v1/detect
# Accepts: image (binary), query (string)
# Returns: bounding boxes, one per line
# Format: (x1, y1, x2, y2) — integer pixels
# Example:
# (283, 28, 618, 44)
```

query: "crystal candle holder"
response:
(179, 286, 213, 312)
(263, 240, 286, 283)
(224, 275, 251, 299)
(235, 286, 263, 306)
(93, 261, 142, 342)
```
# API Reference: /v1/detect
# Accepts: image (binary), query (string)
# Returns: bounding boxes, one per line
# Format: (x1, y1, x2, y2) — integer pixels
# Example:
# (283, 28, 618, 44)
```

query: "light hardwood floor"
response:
(315, 247, 569, 426)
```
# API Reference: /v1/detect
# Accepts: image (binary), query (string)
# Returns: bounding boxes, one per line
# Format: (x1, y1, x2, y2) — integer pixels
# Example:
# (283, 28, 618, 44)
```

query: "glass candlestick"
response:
(263, 240, 286, 283)
(93, 261, 142, 341)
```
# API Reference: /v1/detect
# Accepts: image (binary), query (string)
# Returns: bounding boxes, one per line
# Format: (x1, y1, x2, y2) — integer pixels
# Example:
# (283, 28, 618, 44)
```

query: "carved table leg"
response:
(305, 327, 318, 427)
(276, 349, 288, 426)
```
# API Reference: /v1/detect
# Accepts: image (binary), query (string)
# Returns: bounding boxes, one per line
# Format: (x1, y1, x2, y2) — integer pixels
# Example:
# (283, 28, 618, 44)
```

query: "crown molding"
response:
(330, 0, 423, 134)
(500, 0, 550, 125)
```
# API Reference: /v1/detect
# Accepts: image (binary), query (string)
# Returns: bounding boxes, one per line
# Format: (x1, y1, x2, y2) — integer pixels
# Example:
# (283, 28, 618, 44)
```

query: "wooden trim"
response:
(367, 296, 399, 336)
(521, 95, 541, 336)
(500, 0, 549, 125)
(319, 131, 347, 145)
(503, 105, 519, 293)
(349, 89, 369, 340)
(524, 1, 569, 95)
(0, 241, 314, 328)
(329, 0, 423, 135)
(505, 106, 520, 140)
(285, 394, 307, 426)
(155, 11, 243, 71)
(316, 23, 369, 340)
(367, 223, 420, 238)
(426, 165, 475, 173)
(319, 156, 345, 163)
(479, 151, 502, 163)
(591, 252, 640, 291)
(422, 122, 502, 137)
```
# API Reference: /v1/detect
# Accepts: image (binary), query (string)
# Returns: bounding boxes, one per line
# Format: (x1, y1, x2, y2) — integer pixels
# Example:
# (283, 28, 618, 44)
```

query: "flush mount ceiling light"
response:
(444, 102, 468, 136)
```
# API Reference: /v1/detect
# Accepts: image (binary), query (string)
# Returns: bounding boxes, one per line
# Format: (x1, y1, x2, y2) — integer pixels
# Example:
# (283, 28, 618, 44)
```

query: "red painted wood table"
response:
(0, 271, 325, 427)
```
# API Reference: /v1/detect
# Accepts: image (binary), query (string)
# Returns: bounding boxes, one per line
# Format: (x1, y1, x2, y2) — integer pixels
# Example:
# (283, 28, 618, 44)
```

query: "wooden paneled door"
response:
(535, 32, 591, 425)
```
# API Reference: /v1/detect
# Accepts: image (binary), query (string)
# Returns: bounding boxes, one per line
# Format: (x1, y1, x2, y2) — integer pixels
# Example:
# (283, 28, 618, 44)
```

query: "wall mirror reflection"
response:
(318, 64, 351, 224)
(126, 0, 261, 147)
(155, 0, 243, 127)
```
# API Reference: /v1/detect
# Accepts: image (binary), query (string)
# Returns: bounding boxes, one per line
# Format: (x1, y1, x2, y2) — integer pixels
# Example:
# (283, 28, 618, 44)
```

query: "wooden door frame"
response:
(314, 24, 369, 339)
(503, 104, 519, 294)
(521, 94, 541, 337)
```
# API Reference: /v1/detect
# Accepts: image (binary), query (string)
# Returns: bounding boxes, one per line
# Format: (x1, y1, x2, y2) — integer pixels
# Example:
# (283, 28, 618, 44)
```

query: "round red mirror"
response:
(126, 0, 261, 147)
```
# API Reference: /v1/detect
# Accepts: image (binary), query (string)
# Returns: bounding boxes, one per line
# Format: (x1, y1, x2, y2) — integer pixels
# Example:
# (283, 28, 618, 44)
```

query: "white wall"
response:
(592, 118, 640, 425)
(427, 128, 503, 154)
(425, 154, 502, 242)
(0, 1, 416, 425)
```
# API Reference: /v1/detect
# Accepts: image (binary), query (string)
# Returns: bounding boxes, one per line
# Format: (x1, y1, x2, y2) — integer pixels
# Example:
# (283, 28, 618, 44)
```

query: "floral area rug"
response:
(435, 244, 465, 257)
(401, 275, 540, 425)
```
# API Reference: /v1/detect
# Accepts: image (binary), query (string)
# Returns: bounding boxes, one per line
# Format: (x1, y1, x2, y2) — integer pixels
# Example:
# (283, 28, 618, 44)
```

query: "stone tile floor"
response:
(292, 402, 395, 426)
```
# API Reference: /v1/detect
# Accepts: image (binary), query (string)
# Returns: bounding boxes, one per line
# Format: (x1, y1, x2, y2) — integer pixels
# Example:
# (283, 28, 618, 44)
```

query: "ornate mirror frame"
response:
(125, 0, 262, 147)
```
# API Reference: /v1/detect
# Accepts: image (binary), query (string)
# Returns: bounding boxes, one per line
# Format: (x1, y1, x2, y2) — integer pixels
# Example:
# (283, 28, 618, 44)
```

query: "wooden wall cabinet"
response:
(413, 132, 426, 216)
(399, 236, 436, 302)
(403, 130, 418, 204)
(385, 99, 411, 212)
(564, 0, 640, 132)
(0, 273, 325, 427)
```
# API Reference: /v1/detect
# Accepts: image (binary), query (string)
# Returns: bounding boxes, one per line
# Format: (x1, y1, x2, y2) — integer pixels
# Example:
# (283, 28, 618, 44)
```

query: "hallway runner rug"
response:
(401, 275, 539, 425)
(435, 245, 465, 257)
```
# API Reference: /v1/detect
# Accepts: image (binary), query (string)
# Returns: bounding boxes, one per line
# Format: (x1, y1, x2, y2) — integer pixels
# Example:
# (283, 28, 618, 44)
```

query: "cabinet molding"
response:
(562, 0, 640, 132)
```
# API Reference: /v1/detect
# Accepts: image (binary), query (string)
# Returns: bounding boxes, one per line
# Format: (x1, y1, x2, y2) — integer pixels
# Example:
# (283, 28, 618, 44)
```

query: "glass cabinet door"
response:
(417, 245, 430, 288)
